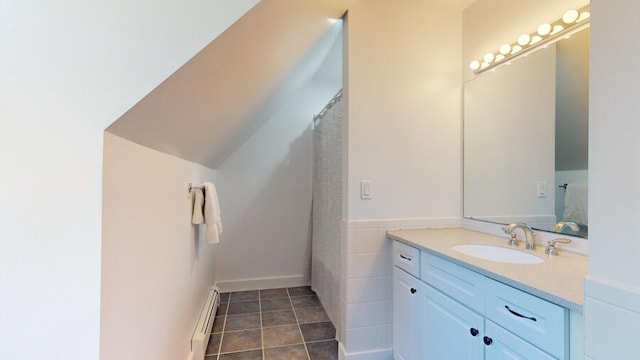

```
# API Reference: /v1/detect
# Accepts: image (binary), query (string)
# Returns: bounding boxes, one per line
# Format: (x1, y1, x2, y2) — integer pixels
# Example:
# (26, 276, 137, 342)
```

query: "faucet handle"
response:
(501, 226, 520, 246)
(545, 238, 572, 255)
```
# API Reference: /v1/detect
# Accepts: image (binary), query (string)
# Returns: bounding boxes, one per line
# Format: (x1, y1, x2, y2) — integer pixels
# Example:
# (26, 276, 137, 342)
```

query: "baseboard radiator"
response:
(191, 286, 220, 360)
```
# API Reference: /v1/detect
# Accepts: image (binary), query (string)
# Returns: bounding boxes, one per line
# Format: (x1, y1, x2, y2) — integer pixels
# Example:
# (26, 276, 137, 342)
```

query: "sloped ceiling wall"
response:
(107, 0, 356, 169)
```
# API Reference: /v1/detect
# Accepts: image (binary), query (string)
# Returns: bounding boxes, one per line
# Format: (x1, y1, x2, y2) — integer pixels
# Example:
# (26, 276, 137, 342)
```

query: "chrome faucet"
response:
(503, 222, 536, 250)
(554, 221, 580, 234)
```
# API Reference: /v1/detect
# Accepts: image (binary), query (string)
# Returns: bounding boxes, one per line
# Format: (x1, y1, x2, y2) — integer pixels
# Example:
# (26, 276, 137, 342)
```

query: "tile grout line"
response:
(216, 300, 229, 360)
(213, 289, 332, 359)
(288, 288, 312, 360)
(259, 291, 265, 360)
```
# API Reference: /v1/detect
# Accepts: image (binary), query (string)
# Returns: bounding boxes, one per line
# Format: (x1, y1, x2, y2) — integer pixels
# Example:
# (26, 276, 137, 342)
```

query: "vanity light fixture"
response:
(562, 9, 579, 24)
(469, 5, 590, 74)
(517, 33, 531, 46)
(537, 23, 552, 36)
(484, 52, 495, 62)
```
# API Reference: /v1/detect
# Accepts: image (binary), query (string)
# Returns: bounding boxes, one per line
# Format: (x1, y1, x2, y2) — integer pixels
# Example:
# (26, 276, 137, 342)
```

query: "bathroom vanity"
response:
(388, 228, 587, 360)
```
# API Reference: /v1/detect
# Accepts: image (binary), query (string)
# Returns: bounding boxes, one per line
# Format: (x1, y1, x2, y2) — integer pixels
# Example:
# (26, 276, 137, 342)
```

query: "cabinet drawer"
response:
(420, 251, 485, 314)
(485, 320, 557, 360)
(485, 278, 567, 359)
(393, 241, 420, 277)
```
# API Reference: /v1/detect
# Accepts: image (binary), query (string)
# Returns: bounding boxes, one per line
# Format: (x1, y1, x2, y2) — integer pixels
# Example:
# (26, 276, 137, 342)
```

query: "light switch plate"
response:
(537, 180, 546, 198)
(361, 180, 372, 200)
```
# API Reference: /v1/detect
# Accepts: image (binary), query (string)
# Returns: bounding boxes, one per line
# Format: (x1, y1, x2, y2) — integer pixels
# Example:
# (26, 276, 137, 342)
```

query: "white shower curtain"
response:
(311, 94, 344, 334)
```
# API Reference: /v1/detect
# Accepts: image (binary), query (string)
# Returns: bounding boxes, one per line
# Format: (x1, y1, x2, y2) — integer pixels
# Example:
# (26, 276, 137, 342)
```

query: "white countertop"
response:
(387, 228, 588, 311)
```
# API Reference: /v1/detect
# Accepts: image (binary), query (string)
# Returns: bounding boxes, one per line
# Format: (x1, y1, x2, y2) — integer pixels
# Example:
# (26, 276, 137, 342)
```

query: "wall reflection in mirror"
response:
(464, 28, 589, 238)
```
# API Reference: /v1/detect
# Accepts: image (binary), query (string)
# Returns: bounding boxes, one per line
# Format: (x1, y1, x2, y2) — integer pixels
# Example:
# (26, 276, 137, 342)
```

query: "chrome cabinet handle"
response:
(504, 305, 537, 322)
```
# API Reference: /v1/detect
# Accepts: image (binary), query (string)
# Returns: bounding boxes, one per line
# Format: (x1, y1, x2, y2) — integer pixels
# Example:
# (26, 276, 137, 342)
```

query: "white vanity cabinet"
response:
(393, 241, 422, 360)
(420, 280, 484, 359)
(484, 320, 556, 360)
(392, 240, 572, 360)
(393, 267, 423, 360)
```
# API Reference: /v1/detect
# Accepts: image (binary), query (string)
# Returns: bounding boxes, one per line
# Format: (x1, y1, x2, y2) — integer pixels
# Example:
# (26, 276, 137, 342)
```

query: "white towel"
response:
(202, 181, 223, 244)
(563, 183, 588, 225)
(191, 189, 205, 224)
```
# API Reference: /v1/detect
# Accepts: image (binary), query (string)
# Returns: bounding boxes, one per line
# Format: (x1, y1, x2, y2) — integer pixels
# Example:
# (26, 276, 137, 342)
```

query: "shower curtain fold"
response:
(311, 95, 343, 337)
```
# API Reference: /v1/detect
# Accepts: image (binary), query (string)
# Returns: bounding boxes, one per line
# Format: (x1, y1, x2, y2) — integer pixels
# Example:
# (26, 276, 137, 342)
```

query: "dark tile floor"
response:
(206, 286, 337, 360)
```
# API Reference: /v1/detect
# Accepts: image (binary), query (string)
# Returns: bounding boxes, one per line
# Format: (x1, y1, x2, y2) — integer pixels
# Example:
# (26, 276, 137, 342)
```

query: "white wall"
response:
(102, 133, 217, 360)
(464, 45, 556, 226)
(341, 1, 462, 357)
(0, 1, 257, 359)
(215, 80, 341, 287)
(585, 1, 640, 356)
(347, 0, 462, 221)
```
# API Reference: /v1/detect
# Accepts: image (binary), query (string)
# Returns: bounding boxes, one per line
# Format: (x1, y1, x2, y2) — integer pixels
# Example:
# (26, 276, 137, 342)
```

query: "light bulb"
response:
(537, 23, 552, 36)
(499, 44, 511, 55)
(530, 35, 542, 45)
(551, 25, 564, 35)
(518, 34, 531, 46)
(495, 54, 505, 62)
(563, 9, 579, 23)
(577, 11, 590, 22)
(469, 60, 480, 71)
(511, 45, 522, 54)
(481, 61, 489, 69)
(484, 53, 495, 63)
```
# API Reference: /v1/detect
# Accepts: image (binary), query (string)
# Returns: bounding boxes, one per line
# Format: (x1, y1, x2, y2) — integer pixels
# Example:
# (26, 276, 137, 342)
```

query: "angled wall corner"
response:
(107, 0, 351, 170)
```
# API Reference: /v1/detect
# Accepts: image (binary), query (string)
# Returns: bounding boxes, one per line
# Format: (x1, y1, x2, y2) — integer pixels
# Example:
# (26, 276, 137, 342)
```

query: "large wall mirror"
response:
(464, 27, 589, 238)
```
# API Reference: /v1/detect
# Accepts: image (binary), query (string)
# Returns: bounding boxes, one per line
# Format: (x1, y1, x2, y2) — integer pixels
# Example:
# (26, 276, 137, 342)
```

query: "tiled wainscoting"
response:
(206, 286, 337, 360)
(585, 277, 640, 359)
(339, 218, 459, 359)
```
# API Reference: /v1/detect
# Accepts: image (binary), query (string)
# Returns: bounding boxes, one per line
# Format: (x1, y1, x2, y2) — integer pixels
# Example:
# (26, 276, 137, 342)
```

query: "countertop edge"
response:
(388, 230, 585, 312)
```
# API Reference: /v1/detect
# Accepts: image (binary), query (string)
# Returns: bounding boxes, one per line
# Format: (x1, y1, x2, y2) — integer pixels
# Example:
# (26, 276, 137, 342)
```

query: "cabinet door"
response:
(393, 267, 421, 360)
(420, 283, 484, 360)
(484, 320, 557, 360)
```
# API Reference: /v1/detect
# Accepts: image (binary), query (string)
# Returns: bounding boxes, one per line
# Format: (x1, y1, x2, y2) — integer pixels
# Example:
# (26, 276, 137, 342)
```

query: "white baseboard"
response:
(216, 275, 307, 292)
(338, 342, 392, 360)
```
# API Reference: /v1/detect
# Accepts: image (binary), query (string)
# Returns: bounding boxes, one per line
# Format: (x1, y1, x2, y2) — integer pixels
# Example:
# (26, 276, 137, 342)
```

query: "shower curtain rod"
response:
(313, 89, 343, 126)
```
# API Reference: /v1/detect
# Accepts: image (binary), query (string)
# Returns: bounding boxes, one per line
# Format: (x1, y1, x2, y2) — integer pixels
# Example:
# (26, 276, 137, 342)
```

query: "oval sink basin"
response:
(451, 244, 544, 264)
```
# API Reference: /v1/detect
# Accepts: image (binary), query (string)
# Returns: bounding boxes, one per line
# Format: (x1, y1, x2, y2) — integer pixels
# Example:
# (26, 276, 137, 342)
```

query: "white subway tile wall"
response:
(339, 217, 459, 355)
(339, 220, 349, 345)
